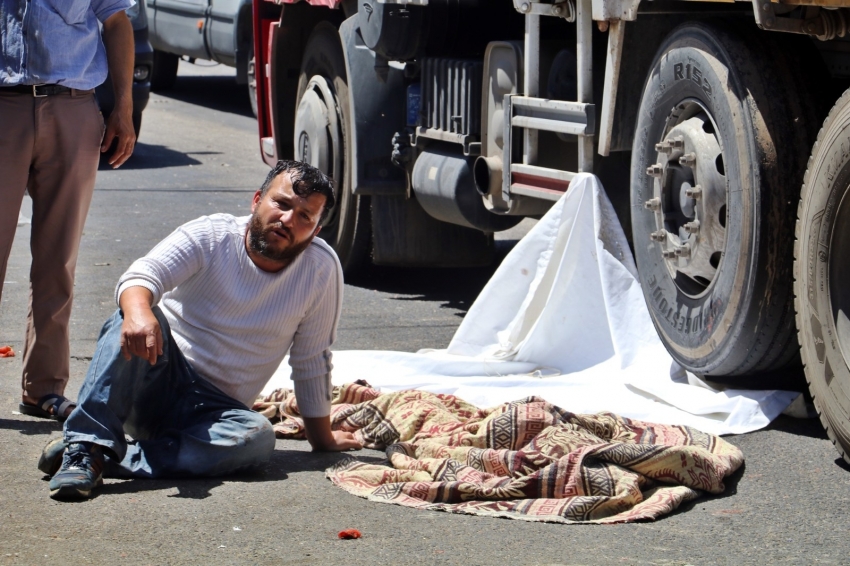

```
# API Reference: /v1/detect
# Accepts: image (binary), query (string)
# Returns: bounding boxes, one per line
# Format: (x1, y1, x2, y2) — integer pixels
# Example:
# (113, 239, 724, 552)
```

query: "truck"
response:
(251, 0, 850, 462)
(145, 0, 258, 113)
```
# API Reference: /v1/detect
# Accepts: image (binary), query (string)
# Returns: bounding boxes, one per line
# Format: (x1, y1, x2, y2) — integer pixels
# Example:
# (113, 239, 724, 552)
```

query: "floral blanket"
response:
(254, 382, 744, 524)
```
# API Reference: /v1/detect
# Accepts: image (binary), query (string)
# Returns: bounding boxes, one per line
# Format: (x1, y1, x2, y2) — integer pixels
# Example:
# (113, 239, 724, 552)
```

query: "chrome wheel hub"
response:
(645, 101, 728, 297)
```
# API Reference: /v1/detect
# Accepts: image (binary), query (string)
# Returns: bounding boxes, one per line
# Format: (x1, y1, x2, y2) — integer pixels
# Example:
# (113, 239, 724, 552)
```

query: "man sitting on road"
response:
(40, 160, 362, 499)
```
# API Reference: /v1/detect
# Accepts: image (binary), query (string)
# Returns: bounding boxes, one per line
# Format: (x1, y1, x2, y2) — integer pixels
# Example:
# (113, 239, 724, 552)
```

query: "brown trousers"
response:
(0, 90, 103, 400)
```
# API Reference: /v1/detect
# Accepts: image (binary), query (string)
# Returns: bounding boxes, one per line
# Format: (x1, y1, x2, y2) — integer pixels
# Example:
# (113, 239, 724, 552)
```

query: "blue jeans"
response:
(63, 308, 276, 478)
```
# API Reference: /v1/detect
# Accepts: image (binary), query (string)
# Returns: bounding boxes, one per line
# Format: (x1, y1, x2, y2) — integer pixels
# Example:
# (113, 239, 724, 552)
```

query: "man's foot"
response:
(48, 443, 105, 500)
(38, 436, 68, 476)
(20, 393, 76, 421)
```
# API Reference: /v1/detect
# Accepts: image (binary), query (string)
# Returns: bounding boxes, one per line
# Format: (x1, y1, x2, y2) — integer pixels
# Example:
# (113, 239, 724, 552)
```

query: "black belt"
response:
(0, 84, 93, 97)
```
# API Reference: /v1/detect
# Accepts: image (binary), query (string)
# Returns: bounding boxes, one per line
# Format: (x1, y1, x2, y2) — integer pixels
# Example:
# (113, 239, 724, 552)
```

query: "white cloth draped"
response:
(265, 174, 799, 435)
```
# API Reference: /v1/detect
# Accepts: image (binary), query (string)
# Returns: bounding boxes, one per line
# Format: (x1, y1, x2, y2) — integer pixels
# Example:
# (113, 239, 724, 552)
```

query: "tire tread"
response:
(793, 87, 850, 464)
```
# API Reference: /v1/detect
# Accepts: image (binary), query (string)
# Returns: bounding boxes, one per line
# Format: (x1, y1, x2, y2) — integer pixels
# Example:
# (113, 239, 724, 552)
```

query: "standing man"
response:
(0, 1, 136, 420)
(41, 161, 362, 500)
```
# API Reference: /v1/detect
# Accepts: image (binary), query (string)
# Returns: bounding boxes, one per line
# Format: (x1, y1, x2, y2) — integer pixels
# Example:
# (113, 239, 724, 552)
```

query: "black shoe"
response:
(48, 443, 105, 500)
(38, 436, 68, 476)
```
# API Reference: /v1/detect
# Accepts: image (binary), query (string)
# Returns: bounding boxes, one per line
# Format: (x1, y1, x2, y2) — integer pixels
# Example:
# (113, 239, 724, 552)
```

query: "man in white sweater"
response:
(42, 160, 362, 500)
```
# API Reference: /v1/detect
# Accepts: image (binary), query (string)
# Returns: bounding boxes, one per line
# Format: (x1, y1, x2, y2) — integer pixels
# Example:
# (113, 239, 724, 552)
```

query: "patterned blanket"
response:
(254, 382, 744, 524)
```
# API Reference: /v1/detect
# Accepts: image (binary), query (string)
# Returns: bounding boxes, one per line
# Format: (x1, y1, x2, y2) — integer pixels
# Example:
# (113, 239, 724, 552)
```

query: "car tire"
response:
(294, 23, 371, 274)
(132, 111, 142, 139)
(150, 49, 179, 92)
(795, 87, 850, 464)
(630, 21, 820, 376)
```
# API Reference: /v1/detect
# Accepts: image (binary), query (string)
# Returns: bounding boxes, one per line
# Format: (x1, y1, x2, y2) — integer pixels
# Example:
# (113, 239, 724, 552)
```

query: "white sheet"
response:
(264, 174, 798, 435)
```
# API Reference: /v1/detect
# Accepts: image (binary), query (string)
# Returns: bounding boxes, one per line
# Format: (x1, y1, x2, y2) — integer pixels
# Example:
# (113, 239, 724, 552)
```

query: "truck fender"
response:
(338, 16, 407, 196)
(265, 3, 341, 163)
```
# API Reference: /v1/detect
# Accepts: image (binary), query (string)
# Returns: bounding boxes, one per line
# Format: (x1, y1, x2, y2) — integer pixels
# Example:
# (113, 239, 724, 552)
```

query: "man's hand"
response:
(118, 286, 163, 365)
(101, 10, 136, 168)
(303, 416, 363, 452)
(102, 103, 135, 168)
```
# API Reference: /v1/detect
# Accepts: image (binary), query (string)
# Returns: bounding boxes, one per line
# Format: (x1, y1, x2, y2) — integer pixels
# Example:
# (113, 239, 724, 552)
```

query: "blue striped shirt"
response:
(0, 0, 133, 89)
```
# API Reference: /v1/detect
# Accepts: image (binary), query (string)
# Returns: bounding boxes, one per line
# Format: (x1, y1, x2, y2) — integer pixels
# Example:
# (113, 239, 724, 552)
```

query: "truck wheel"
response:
(150, 49, 179, 92)
(295, 23, 371, 273)
(796, 88, 850, 463)
(631, 22, 818, 376)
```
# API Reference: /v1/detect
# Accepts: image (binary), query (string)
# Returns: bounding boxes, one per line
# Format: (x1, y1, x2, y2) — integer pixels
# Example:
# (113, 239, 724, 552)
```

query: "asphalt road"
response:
(1, 62, 849, 566)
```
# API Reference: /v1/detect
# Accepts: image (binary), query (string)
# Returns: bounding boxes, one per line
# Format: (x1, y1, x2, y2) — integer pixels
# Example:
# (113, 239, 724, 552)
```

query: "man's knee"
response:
(224, 412, 275, 468)
(244, 414, 276, 454)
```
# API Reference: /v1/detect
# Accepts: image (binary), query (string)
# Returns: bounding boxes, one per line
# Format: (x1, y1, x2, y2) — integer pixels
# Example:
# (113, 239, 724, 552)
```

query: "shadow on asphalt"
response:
(55, 450, 388, 501)
(98, 142, 204, 171)
(765, 414, 829, 441)
(346, 239, 520, 316)
(265, 450, 387, 475)
(0, 417, 62, 436)
(158, 71, 253, 118)
(705, 365, 809, 394)
(91, 478, 221, 499)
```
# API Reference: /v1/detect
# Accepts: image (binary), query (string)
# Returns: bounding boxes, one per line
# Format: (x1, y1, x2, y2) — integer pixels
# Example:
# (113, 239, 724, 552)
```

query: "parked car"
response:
(145, 0, 256, 115)
(95, 1, 153, 137)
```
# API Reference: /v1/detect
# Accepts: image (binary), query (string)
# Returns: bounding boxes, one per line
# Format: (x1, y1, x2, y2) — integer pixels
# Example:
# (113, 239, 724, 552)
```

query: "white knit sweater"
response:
(115, 214, 342, 417)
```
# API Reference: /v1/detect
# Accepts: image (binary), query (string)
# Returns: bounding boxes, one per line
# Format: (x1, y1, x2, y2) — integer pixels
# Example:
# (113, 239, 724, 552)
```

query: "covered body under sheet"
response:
(265, 174, 798, 436)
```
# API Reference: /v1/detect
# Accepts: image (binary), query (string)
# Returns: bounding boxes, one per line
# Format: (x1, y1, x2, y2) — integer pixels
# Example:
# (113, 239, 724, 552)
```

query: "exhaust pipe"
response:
(411, 149, 520, 231)
(473, 155, 502, 197)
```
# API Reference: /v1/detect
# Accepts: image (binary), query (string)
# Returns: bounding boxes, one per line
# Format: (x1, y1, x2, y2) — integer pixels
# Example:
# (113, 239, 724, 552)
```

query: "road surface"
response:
(0, 61, 847, 566)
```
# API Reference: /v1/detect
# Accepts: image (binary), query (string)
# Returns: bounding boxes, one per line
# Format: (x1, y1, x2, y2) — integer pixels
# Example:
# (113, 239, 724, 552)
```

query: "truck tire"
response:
(795, 88, 850, 463)
(294, 23, 371, 274)
(150, 49, 179, 92)
(630, 22, 818, 376)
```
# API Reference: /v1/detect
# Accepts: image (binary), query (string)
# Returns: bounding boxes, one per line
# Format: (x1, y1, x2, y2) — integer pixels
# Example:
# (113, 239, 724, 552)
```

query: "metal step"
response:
(508, 96, 595, 136)
(502, 95, 593, 200)
(510, 164, 574, 201)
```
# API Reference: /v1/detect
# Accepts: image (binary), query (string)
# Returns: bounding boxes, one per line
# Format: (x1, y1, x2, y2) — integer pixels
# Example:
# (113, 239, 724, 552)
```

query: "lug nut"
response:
(644, 198, 661, 211)
(662, 250, 677, 259)
(670, 136, 685, 150)
(655, 141, 672, 154)
(650, 229, 667, 242)
(679, 153, 696, 167)
(676, 245, 691, 258)
(646, 164, 663, 178)
(684, 220, 700, 234)
(685, 185, 703, 199)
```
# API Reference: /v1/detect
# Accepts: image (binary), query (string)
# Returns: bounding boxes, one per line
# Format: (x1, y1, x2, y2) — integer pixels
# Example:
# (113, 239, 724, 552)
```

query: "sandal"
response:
(19, 394, 76, 422)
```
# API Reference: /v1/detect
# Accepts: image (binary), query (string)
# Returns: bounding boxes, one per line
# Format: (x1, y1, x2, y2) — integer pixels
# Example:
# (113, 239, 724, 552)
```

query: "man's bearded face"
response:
(246, 173, 325, 267)
(247, 213, 315, 263)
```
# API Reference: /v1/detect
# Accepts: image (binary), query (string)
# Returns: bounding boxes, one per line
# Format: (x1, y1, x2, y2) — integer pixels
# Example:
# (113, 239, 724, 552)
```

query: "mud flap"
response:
(339, 16, 494, 267)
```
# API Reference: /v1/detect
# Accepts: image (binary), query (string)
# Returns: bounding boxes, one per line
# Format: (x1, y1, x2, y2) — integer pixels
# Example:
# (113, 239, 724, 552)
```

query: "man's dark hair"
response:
(259, 160, 336, 221)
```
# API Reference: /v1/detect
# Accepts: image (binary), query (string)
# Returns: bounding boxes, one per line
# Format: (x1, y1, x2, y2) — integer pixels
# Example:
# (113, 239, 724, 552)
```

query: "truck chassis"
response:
(252, 0, 850, 461)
